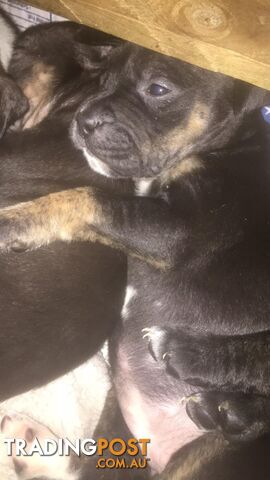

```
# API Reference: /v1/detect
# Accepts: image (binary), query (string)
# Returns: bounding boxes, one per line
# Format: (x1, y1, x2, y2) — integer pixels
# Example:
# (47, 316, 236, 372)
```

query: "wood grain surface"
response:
(24, 0, 270, 89)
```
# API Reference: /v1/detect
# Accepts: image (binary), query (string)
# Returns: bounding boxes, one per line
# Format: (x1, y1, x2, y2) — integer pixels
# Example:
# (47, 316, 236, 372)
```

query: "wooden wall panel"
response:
(25, 0, 270, 90)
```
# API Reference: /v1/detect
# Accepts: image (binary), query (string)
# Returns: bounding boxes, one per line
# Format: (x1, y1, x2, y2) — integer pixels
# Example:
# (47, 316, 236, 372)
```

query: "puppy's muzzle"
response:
(77, 105, 115, 136)
(73, 102, 142, 178)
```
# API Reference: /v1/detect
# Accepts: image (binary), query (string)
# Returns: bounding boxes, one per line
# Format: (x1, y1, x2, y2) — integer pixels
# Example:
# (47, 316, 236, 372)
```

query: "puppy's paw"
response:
(142, 326, 195, 380)
(186, 391, 270, 442)
(185, 392, 223, 432)
(0, 74, 28, 137)
(0, 202, 39, 252)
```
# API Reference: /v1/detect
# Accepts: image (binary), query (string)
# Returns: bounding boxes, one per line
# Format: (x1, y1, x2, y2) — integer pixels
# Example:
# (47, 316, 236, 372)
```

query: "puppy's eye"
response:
(147, 84, 170, 96)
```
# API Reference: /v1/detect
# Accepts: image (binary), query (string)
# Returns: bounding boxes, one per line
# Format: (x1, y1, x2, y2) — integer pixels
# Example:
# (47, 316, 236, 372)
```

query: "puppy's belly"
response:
(115, 343, 202, 475)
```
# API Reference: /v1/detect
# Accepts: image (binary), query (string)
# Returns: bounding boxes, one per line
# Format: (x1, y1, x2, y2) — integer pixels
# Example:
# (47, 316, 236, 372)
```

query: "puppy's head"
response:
(72, 44, 270, 179)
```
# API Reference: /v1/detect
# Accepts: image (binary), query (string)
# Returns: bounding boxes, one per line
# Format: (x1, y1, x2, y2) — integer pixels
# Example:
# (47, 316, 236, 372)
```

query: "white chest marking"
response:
(121, 285, 137, 320)
(83, 149, 113, 177)
(135, 178, 154, 197)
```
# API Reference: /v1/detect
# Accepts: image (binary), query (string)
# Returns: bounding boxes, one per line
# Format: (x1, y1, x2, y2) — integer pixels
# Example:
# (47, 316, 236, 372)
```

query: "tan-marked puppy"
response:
(2, 20, 270, 480)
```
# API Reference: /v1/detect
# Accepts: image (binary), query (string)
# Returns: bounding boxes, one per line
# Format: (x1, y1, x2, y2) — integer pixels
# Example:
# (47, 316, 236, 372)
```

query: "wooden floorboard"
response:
(24, 0, 270, 90)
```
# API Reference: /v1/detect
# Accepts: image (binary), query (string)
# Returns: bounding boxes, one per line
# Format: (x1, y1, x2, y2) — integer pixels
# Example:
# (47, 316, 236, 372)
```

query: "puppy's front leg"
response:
(0, 188, 98, 250)
(143, 326, 270, 394)
(0, 187, 182, 267)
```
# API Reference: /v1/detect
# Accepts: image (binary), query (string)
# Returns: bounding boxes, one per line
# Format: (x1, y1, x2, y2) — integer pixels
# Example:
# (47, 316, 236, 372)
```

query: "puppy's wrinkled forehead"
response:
(106, 45, 205, 89)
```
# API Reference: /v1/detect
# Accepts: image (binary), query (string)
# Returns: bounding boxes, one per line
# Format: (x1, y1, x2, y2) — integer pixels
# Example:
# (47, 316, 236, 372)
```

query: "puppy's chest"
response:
(121, 262, 197, 332)
(123, 254, 270, 336)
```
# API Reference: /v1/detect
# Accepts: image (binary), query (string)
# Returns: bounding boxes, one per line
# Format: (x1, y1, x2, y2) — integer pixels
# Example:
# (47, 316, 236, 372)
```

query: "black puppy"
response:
(2, 40, 270, 474)
(0, 7, 28, 137)
(0, 21, 128, 400)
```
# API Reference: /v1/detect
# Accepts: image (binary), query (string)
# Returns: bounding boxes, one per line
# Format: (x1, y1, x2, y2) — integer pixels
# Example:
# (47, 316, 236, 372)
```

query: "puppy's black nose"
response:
(77, 106, 115, 136)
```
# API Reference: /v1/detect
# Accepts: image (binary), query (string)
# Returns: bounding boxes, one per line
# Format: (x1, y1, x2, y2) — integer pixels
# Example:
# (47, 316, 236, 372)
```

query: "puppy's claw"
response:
(185, 394, 200, 404)
(142, 326, 167, 362)
(218, 400, 230, 412)
(162, 352, 170, 360)
(142, 333, 150, 340)
(142, 329, 152, 341)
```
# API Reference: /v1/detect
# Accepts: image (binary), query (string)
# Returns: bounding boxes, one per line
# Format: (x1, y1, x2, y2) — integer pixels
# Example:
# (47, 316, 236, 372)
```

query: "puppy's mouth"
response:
(70, 117, 146, 179)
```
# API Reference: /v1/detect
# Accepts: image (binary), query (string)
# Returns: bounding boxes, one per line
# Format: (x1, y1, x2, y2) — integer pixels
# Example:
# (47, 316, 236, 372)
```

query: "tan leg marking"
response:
(20, 62, 56, 129)
(0, 187, 101, 249)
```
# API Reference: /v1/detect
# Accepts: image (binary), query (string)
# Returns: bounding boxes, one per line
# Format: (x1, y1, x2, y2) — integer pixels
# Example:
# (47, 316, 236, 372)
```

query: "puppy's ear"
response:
(233, 80, 270, 116)
(75, 42, 120, 71)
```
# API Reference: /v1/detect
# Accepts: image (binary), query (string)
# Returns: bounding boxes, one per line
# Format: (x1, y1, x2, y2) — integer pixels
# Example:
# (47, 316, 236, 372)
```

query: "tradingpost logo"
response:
(4, 437, 151, 470)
